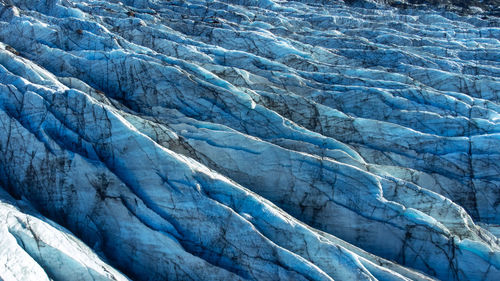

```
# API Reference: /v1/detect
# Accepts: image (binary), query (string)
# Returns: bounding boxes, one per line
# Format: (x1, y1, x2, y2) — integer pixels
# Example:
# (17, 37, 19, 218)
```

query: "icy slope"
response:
(0, 188, 130, 281)
(0, 0, 499, 280)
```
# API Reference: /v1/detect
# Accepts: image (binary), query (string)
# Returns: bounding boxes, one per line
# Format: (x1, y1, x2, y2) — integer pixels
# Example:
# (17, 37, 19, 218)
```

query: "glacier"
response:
(0, 0, 499, 280)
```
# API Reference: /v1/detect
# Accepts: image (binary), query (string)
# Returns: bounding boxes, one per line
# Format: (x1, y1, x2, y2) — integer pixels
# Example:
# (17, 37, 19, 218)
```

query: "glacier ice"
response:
(0, 0, 499, 280)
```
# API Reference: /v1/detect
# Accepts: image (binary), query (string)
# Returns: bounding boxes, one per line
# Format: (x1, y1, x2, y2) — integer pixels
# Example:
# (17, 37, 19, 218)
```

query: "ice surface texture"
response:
(0, 0, 499, 280)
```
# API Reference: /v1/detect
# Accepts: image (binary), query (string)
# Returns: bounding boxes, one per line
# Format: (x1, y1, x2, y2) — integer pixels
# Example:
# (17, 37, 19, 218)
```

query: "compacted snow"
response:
(0, 0, 499, 280)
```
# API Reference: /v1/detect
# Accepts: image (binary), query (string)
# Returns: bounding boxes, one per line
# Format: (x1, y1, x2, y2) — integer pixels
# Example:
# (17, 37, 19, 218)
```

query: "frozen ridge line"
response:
(0, 0, 499, 280)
